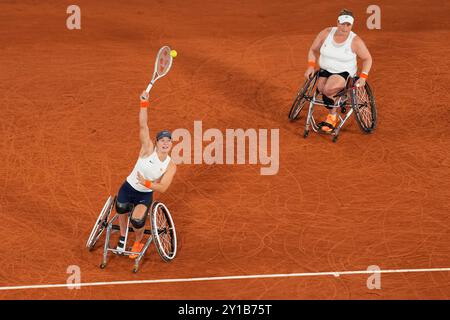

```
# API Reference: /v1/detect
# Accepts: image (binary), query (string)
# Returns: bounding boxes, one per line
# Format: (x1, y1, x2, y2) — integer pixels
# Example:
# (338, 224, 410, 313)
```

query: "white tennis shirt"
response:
(319, 27, 357, 76)
(126, 149, 171, 192)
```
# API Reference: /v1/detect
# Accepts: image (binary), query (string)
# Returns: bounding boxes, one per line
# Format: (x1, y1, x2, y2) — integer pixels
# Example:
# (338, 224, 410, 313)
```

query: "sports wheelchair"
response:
(288, 70, 377, 142)
(86, 195, 177, 273)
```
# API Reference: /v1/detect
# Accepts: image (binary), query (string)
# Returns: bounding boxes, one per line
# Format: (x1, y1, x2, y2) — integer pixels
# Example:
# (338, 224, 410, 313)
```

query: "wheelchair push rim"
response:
(150, 201, 177, 262)
(288, 71, 318, 121)
(86, 195, 115, 250)
(352, 82, 377, 133)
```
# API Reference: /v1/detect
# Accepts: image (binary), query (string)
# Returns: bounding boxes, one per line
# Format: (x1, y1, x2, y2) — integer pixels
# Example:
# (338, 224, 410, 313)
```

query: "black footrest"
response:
(317, 121, 335, 131)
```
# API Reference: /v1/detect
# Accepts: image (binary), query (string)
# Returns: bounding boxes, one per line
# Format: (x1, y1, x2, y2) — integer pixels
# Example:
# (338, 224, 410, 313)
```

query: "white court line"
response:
(1, 267, 450, 291)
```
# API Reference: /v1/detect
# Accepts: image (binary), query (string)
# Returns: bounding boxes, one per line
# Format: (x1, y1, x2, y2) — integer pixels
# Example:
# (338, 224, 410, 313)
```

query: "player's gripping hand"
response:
(304, 66, 315, 79)
(140, 91, 149, 102)
(355, 77, 366, 88)
(140, 91, 149, 108)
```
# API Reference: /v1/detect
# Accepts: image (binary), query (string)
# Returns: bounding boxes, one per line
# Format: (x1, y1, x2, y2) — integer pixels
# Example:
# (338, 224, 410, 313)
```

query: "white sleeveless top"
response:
(319, 27, 357, 76)
(126, 150, 171, 192)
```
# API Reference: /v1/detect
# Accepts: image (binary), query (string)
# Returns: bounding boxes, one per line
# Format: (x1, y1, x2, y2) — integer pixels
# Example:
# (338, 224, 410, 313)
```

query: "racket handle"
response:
(145, 82, 154, 94)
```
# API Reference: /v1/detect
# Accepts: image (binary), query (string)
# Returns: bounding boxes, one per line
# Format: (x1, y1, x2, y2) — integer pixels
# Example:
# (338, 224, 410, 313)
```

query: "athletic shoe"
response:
(321, 114, 338, 132)
(129, 241, 145, 259)
(115, 236, 126, 254)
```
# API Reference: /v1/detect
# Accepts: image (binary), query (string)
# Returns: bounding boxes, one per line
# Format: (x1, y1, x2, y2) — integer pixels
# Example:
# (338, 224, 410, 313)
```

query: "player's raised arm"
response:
(138, 91, 154, 157)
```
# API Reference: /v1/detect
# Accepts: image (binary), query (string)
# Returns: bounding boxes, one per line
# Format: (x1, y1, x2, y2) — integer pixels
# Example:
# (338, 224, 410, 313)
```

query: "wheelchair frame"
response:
(289, 70, 377, 142)
(86, 195, 177, 273)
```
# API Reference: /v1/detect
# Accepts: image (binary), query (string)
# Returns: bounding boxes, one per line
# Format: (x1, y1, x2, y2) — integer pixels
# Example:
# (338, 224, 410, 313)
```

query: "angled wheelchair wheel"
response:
(352, 82, 377, 133)
(288, 71, 318, 121)
(86, 195, 115, 251)
(150, 201, 177, 262)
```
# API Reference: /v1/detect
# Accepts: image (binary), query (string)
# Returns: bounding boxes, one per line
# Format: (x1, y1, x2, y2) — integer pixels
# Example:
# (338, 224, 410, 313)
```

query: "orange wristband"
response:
(140, 100, 149, 108)
(144, 180, 152, 189)
(308, 61, 316, 68)
(359, 72, 369, 79)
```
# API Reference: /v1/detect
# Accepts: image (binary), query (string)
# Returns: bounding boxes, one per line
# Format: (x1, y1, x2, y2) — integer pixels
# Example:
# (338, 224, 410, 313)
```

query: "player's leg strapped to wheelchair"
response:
(114, 180, 153, 256)
(114, 206, 152, 257)
(110, 201, 151, 259)
(130, 207, 148, 230)
(115, 200, 133, 252)
(302, 69, 357, 141)
(317, 69, 349, 132)
(128, 204, 151, 258)
(89, 194, 178, 272)
(318, 92, 339, 132)
(322, 95, 335, 109)
(301, 72, 376, 142)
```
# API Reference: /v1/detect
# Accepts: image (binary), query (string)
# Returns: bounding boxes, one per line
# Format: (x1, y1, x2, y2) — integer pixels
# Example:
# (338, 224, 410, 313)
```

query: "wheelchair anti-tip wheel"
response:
(288, 71, 319, 121)
(150, 201, 177, 262)
(86, 195, 115, 251)
(351, 82, 377, 133)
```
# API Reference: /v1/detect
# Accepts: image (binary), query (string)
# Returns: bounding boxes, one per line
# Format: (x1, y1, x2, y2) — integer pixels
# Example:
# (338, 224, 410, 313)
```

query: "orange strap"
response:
(140, 100, 149, 108)
(359, 72, 369, 79)
(308, 60, 316, 68)
(144, 180, 152, 189)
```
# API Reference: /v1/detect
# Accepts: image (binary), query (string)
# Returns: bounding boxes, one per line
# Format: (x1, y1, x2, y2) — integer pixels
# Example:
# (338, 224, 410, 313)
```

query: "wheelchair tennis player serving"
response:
(114, 91, 177, 259)
(86, 46, 178, 272)
(304, 9, 373, 132)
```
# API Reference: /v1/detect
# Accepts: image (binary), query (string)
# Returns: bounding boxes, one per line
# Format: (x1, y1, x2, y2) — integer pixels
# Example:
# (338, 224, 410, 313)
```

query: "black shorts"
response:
(117, 180, 153, 210)
(318, 68, 350, 81)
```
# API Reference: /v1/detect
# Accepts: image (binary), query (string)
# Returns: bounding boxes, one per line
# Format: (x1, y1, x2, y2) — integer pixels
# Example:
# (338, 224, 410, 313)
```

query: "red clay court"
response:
(0, 0, 449, 299)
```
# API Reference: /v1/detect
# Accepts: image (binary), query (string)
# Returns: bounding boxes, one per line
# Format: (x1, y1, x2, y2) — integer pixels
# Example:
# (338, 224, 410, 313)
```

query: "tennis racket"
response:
(145, 46, 174, 94)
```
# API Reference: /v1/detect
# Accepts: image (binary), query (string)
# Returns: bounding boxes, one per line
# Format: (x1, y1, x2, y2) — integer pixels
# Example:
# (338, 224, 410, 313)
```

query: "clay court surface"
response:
(1, 0, 450, 299)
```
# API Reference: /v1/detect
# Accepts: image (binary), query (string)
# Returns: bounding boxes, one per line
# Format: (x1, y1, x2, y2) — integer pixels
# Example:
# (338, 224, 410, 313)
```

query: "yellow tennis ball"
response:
(170, 50, 177, 58)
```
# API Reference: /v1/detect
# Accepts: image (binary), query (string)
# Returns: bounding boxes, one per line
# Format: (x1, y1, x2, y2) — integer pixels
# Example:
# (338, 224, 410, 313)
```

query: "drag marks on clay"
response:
(184, 35, 303, 125)
(0, 42, 155, 282)
(2, 0, 450, 299)
(373, 32, 450, 138)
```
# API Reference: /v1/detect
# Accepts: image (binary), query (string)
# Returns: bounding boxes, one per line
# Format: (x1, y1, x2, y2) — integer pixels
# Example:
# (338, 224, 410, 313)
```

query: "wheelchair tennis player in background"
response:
(115, 91, 176, 259)
(304, 8, 373, 132)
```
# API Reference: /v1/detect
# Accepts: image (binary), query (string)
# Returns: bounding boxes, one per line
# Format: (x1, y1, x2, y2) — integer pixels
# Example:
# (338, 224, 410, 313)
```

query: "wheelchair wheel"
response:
(288, 71, 318, 121)
(352, 82, 377, 133)
(150, 201, 177, 262)
(86, 195, 115, 250)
